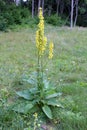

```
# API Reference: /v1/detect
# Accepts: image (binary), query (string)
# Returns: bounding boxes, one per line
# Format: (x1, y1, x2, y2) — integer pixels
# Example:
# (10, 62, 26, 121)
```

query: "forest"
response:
(0, 0, 87, 31)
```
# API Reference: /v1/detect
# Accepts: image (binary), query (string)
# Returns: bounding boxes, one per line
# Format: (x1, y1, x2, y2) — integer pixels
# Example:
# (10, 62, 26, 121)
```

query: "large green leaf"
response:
(22, 72, 37, 85)
(44, 89, 56, 96)
(29, 87, 39, 94)
(42, 105, 52, 119)
(16, 89, 33, 100)
(26, 78, 37, 85)
(43, 79, 49, 89)
(13, 102, 34, 114)
(46, 92, 62, 99)
(47, 98, 63, 108)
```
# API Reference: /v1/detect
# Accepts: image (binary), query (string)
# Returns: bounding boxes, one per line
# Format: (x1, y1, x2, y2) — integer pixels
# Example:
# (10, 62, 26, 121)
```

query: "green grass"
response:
(0, 25, 87, 130)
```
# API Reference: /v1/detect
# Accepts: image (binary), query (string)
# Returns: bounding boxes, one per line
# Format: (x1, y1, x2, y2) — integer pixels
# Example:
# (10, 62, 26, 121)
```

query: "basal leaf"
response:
(26, 78, 37, 85)
(47, 98, 63, 108)
(16, 89, 33, 100)
(29, 87, 38, 94)
(13, 102, 34, 114)
(22, 72, 37, 85)
(42, 105, 52, 119)
(43, 79, 49, 89)
(46, 92, 62, 99)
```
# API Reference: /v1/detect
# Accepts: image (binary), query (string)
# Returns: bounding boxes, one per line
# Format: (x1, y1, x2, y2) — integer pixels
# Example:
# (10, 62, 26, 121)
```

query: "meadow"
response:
(0, 25, 87, 130)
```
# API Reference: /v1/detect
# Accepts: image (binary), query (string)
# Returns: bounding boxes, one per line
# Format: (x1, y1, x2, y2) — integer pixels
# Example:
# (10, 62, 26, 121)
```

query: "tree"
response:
(38, 0, 41, 14)
(74, 0, 79, 26)
(14, 0, 20, 6)
(32, 0, 34, 18)
(42, 0, 44, 15)
(70, 0, 74, 28)
(56, 0, 60, 15)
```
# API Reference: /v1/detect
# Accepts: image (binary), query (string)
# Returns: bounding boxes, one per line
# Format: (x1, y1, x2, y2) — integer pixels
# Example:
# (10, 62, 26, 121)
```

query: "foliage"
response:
(0, 16, 7, 31)
(0, 0, 87, 30)
(0, 1, 30, 31)
(77, 14, 87, 27)
(13, 72, 63, 119)
(45, 15, 65, 26)
(24, 16, 39, 28)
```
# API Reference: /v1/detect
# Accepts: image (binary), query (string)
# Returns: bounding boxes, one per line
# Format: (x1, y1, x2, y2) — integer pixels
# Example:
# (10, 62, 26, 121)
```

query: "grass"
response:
(0, 25, 87, 130)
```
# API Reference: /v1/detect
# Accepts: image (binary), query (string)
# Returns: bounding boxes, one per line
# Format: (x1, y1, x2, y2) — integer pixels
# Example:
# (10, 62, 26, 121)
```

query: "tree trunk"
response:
(15, 0, 20, 6)
(60, 0, 64, 15)
(32, 0, 34, 18)
(71, 0, 74, 28)
(56, 0, 60, 16)
(38, 0, 41, 14)
(74, 0, 79, 27)
(48, 5, 52, 16)
(42, 0, 44, 15)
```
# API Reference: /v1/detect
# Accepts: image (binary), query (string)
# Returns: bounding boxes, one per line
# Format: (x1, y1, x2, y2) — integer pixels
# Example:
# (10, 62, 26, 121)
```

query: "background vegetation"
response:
(0, 0, 87, 31)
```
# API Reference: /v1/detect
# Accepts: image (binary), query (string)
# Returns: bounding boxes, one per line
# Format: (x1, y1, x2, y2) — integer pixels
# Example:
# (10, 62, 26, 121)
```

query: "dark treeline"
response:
(0, 0, 87, 31)
(17, 0, 87, 27)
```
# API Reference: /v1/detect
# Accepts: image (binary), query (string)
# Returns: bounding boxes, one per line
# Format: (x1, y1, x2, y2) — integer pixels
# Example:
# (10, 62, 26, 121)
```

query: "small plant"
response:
(13, 8, 63, 119)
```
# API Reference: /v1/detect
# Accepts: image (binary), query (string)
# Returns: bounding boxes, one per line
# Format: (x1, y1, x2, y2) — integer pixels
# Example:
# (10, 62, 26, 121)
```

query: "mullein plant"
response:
(36, 8, 53, 99)
(13, 8, 63, 119)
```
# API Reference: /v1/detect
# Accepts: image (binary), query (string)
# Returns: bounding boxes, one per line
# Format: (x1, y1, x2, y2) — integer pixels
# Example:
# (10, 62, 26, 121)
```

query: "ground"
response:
(0, 25, 87, 130)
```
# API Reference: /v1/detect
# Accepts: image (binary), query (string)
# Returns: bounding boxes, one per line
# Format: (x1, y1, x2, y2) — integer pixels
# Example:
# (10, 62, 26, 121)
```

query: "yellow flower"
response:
(33, 112, 38, 118)
(39, 8, 44, 20)
(49, 42, 54, 59)
(36, 7, 47, 56)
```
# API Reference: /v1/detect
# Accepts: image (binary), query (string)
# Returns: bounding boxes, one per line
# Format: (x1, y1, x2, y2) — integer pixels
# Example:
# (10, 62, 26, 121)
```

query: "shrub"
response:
(77, 14, 87, 27)
(0, 1, 30, 31)
(24, 16, 39, 27)
(0, 16, 7, 31)
(45, 14, 65, 26)
(12, 8, 22, 25)
(3, 12, 15, 25)
(20, 8, 30, 18)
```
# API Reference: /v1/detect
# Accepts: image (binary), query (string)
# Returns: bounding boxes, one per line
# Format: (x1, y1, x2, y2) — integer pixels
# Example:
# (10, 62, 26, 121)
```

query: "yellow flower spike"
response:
(36, 7, 47, 56)
(39, 8, 44, 20)
(49, 42, 54, 59)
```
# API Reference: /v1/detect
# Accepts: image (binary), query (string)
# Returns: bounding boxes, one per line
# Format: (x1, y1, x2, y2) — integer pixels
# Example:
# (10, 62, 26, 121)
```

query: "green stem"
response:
(41, 55, 43, 81)
(37, 50, 40, 90)
(40, 54, 44, 99)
